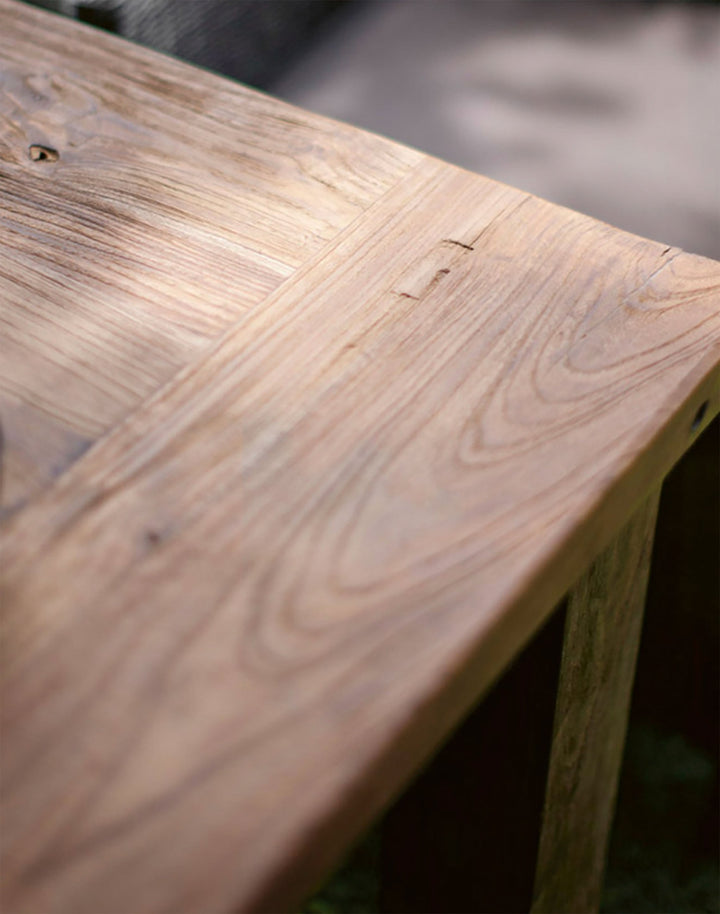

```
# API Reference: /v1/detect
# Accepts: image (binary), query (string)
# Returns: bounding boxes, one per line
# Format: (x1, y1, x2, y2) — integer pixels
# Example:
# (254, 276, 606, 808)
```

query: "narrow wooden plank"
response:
(1, 156, 719, 914)
(532, 490, 662, 914)
(0, 0, 421, 511)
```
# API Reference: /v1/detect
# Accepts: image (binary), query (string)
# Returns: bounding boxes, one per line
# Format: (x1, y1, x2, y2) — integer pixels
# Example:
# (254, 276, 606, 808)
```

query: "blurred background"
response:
(33, 0, 720, 259)
(25, 1, 720, 911)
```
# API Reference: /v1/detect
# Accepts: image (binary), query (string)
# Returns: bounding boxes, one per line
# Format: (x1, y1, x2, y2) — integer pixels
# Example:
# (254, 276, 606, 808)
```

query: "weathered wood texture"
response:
(532, 491, 661, 914)
(2, 4, 720, 914)
(0, 0, 420, 511)
(2, 153, 718, 913)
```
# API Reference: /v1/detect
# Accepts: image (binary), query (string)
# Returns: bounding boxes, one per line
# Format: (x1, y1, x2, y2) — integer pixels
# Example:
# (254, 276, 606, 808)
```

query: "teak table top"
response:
(1, 2, 719, 912)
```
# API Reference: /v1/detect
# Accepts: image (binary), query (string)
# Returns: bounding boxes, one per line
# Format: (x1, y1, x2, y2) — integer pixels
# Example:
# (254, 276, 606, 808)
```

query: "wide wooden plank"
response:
(532, 490, 661, 914)
(0, 0, 420, 511)
(2, 154, 718, 913)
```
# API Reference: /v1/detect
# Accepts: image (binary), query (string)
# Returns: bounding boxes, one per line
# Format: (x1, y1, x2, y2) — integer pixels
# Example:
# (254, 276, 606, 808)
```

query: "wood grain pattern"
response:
(0, 0, 420, 511)
(532, 490, 661, 914)
(2, 142, 719, 913)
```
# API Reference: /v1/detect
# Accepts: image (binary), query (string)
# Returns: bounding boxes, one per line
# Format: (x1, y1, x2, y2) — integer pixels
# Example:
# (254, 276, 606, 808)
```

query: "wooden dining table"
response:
(1, 1, 718, 911)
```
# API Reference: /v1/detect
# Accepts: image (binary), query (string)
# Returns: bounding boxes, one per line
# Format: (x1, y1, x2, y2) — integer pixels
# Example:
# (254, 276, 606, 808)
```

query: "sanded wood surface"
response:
(0, 0, 420, 512)
(532, 490, 661, 914)
(2, 4, 720, 914)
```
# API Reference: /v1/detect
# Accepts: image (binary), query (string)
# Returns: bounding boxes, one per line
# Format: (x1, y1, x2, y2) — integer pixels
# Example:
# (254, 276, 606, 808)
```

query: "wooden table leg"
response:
(531, 489, 662, 914)
(380, 492, 662, 914)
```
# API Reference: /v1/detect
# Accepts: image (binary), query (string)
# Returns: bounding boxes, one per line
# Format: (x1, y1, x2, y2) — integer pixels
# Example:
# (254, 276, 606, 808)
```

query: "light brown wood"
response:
(2, 4, 720, 913)
(0, 0, 420, 512)
(532, 490, 661, 914)
(2, 147, 718, 913)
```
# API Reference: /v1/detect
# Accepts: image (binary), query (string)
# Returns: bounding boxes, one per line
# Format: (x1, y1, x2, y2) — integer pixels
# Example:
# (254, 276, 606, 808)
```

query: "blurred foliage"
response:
(602, 725, 719, 914)
(301, 829, 380, 914)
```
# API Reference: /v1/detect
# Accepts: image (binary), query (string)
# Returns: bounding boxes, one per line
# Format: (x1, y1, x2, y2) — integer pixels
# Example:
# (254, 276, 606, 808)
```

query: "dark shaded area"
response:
(76, 1, 120, 34)
(29, 0, 348, 91)
(634, 416, 719, 760)
(379, 606, 566, 913)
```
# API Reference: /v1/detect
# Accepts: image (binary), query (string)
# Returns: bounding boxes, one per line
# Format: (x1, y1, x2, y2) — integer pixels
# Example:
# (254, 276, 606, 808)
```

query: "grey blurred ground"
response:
(276, 0, 720, 260)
